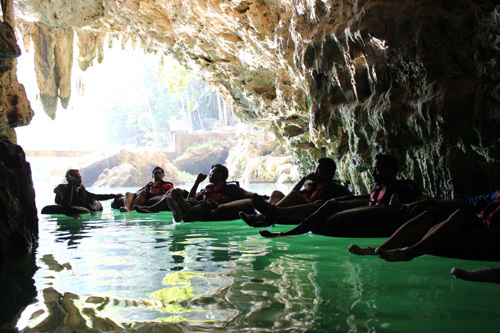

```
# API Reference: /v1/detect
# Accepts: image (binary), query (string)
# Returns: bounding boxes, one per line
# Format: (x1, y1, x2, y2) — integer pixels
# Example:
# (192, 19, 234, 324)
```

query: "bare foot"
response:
(135, 206, 152, 213)
(259, 230, 288, 238)
(239, 212, 271, 227)
(348, 244, 376, 255)
(451, 267, 500, 284)
(375, 248, 411, 262)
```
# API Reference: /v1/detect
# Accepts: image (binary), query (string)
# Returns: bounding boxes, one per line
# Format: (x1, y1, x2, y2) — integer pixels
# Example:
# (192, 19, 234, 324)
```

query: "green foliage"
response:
(177, 170, 196, 183)
(185, 138, 221, 153)
(99, 52, 230, 149)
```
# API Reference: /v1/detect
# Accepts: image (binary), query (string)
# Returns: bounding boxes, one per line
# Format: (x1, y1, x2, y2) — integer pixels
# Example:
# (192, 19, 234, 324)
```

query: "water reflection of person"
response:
(41, 169, 123, 215)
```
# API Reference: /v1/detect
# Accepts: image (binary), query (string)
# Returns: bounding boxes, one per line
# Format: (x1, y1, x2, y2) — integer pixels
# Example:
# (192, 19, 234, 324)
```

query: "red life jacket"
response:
(369, 185, 394, 206)
(201, 182, 232, 204)
(144, 181, 174, 197)
(302, 182, 327, 202)
(479, 192, 500, 228)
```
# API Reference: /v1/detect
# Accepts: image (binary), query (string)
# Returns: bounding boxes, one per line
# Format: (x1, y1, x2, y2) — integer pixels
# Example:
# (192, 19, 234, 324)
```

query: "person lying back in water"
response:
(239, 157, 353, 227)
(41, 169, 123, 215)
(259, 154, 423, 238)
(348, 189, 500, 263)
(115, 166, 174, 212)
(138, 164, 254, 222)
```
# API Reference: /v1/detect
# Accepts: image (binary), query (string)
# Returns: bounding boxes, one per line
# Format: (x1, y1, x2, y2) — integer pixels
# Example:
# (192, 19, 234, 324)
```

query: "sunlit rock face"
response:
(0, 2, 33, 143)
(10, 0, 500, 197)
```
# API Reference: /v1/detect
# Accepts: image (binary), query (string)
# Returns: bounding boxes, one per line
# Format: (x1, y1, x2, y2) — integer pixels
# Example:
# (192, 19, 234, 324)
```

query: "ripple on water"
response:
(14, 199, 500, 332)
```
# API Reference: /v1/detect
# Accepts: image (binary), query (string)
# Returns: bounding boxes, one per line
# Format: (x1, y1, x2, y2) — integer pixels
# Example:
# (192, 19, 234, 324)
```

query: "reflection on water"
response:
(10, 163, 500, 331)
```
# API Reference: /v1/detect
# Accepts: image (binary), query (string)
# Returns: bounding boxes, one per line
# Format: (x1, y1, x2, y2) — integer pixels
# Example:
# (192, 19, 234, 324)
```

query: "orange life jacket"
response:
(201, 182, 238, 204)
(479, 192, 500, 228)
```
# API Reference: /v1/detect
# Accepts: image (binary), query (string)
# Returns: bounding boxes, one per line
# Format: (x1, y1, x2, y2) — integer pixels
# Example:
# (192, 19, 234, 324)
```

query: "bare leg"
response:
(141, 194, 171, 212)
(377, 209, 467, 262)
(132, 190, 147, 207)
(450, 267, 500, 284)
(269, 190, 285, 205)
(350, 210, 438, 256)
(120, 192, 135, 212)
(260, 199, 339, 238)
(275, 190, 304, 207)
(275, 202, 323, 220)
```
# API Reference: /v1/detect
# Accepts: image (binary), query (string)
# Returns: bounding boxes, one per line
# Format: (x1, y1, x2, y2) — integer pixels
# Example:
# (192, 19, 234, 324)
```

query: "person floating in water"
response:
(41, 169, 123, 215)
(164, 164, 254, 222)
(348, 189, 500, 262)
(239, 157, 353, 227)
(260, 154, 423, 238)
(115, 166, 174, 212)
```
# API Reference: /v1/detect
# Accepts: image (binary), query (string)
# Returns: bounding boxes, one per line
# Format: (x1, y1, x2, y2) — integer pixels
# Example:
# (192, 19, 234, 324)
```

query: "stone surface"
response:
(0, 12, 33, 142)
(5, 0, 500, 197)
(0, 135, 38, 259)
(226, 130, 299, 183)
(79, 149, 179, 187)
(173, 137, 235, 175)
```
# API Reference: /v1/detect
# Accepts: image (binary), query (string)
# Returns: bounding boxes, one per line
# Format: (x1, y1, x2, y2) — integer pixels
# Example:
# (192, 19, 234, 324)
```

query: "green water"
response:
(16, 197, 500, 332)
(8, 153, 500, 331)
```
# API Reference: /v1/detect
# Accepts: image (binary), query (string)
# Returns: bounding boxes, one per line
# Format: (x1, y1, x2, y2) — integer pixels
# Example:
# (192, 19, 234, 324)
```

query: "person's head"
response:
(372, 154, 398, 185)
(209, 164, 229, 183)
(315, 158, 337, 182)
(66, 169, 82, 186)
(152, 166, 165, 182)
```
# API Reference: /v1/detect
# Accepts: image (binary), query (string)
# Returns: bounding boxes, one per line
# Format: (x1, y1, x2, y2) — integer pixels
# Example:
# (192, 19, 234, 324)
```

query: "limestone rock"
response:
(226, 130, 298, 183)
(0, 19, 33, 141)
(78, 149, 179, 187)
(0, 135, 37, 259)
(92, 163, 143, 187)
(8, 0, 500, 197)
(173, 137, 235, 175)
(31, 23, 73, 118)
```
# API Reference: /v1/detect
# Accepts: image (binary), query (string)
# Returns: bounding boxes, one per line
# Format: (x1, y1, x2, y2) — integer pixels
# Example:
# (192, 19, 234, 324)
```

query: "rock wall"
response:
(0, 135, 38, 259)
(7, 0, 500, 197)
(0, 1, 37, 263)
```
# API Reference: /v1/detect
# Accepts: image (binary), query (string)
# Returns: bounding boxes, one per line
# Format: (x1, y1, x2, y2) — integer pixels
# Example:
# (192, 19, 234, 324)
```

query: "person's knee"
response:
(90, 201, 103, 212)
(271, 190, 284, 197)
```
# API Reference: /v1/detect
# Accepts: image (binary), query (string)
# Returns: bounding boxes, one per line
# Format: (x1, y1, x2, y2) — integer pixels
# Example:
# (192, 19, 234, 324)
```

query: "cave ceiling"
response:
(4, 0, 500, 197)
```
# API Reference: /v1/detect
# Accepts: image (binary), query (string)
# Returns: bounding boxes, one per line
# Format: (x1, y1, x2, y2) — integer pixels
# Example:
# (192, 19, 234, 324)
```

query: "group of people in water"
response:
(41, 153, 500, 285)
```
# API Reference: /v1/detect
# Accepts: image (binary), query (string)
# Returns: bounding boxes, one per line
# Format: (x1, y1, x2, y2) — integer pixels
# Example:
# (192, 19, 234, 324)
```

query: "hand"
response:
(304, 172, 316, 181)
(114, 193, 124, 198)
(196, 173, 207, 183)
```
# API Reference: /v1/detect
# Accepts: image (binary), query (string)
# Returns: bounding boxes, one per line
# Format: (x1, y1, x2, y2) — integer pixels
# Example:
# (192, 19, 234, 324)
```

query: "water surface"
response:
(12, 157, 500, 331)
(17, 189, 500, 332)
